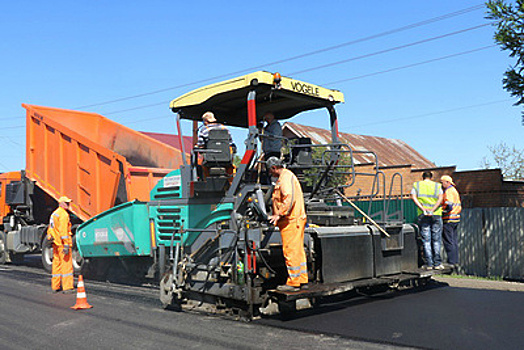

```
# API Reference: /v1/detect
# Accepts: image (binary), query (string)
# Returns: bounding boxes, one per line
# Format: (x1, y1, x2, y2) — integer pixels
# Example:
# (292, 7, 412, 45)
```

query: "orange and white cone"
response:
(71, 275, 93, 310)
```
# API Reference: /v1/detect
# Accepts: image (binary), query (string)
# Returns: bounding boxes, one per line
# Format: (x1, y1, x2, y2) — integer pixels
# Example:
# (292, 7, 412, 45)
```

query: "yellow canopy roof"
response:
(170, 71, 344, 128)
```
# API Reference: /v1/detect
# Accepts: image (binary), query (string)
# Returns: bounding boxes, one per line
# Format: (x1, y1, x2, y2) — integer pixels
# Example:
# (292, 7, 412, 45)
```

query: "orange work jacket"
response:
(47, 207, 73, 247)
(272, 168, 306, 221)
(442, 185, 461, 223)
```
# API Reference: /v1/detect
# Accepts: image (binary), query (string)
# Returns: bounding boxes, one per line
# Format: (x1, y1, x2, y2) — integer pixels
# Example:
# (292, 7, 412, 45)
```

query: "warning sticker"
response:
(163, 175, 181, 188)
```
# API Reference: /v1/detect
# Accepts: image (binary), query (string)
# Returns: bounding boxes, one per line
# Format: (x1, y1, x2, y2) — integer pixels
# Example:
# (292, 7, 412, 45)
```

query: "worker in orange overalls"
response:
(47, 196, 75, 293)
(440, 175, 461, 268)
(267, 157, 308, 291)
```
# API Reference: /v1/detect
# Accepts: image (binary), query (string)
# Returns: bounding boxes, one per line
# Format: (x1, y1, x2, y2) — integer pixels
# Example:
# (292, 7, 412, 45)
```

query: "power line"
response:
(102, 24, 492, 117)
(0, 136, 24, 148)
(72, 4, 484, 110)
(350, 99, 513, 128)
(104, 102, 167, 115)
(2, 125, 25, 130)
(126, 115, 172, 125)
(323, 45, 497, 85)
(290, 23, 490, 75)
(0, 116, 24, 122)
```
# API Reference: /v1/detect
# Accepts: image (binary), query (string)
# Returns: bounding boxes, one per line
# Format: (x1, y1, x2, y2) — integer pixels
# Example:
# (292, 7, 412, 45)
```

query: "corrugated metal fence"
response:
(458, 208, 524, 280)
(343, 200, 523, 279)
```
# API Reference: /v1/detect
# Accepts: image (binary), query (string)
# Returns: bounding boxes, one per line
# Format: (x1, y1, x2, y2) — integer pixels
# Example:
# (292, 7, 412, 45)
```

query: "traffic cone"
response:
(71, 275, 93, 310)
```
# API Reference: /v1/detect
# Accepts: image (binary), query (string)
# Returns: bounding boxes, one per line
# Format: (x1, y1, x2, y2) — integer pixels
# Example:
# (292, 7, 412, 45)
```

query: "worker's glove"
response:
(269, 214, 280, 226)
(62, 246, 70, 255)
(47, 235, 54, 243)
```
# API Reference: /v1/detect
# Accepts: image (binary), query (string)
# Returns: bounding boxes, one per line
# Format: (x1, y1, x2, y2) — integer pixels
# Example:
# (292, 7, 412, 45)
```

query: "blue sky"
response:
(0, 1, 521, 173)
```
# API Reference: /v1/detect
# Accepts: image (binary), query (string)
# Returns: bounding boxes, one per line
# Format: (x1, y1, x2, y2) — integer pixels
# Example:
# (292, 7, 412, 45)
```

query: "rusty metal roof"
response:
(140, 132, 192, 155)
(283, 122, 435, 169)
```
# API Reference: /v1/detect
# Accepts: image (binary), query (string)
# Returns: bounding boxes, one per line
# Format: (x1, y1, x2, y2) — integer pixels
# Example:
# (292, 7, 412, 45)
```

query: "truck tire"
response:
(41, 235, 84, 274)
(41, 236, 53, 273)
(71, 235, 84, 274)
(0, 231, 6, 265)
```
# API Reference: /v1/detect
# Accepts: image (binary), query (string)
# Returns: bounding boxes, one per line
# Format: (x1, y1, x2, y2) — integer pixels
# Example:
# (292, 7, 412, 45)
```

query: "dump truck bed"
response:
(23, 104, 186, 222)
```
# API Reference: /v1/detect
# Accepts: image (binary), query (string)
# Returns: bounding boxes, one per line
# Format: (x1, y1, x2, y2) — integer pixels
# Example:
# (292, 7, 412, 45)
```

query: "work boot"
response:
(52, 289, 61, 293)
(301, 283, 309, 290)
(276, 285, 300, 292)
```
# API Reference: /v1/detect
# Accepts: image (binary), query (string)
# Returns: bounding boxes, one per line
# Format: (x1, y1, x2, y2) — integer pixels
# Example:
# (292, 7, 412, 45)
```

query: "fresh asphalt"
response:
(1, 257, 523, 350)
(256, 281, 524, 349)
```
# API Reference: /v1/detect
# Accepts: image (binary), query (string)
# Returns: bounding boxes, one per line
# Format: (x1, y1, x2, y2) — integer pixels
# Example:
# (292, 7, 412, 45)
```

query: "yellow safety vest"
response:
(413, 180, 442, 216)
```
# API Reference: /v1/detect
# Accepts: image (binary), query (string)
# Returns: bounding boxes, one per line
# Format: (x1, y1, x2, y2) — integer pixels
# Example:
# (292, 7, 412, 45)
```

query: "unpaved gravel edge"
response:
(433, 275, 524, 292)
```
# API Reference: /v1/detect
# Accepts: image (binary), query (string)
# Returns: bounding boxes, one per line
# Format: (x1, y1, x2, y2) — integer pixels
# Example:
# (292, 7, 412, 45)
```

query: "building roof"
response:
(283, 122, 435, 169)
(140, 132, 192, 154)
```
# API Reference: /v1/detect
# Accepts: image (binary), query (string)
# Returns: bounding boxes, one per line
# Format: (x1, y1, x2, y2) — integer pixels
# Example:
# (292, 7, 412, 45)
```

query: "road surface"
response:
(1, 260, 523, 349)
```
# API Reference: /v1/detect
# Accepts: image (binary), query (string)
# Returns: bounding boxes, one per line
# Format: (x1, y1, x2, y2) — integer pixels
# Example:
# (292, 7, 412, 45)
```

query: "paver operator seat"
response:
(192, 129, 234, 196)
(202, 129, 234, 174)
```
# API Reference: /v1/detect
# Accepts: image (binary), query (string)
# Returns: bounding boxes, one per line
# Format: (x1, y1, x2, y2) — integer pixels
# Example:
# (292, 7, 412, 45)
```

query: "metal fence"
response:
(342, 200, 523, 280)
(458, 208, 524, 280)
(353, 198, 419, 224)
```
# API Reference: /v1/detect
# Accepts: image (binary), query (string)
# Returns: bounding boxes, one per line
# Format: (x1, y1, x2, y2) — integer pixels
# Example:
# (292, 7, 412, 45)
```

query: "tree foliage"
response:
(486, 0, 524, 123)
(302, 145, 353, 189)
(481, 141, 524, 180)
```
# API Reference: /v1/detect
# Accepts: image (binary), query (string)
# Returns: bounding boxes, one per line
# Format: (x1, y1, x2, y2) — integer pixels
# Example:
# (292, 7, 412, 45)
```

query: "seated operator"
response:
(195, 111, 236, 180)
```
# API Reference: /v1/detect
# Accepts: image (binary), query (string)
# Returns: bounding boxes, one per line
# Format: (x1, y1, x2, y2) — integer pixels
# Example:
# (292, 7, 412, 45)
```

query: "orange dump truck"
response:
(0, 104, 186, 271)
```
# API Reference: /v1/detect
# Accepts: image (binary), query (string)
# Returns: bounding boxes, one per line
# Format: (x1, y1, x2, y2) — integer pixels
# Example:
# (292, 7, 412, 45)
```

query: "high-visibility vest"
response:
(442, 185, 461, 222)
(47, 207, 72, 247)
(413, 180, 442, 216)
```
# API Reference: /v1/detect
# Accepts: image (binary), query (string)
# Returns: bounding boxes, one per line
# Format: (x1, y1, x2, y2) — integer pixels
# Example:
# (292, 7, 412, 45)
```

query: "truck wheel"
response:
(0, 231, 6, 265)
(41, 236, 84, 274)
(72, 234, 84, 274)
(41, 237, 53, 273)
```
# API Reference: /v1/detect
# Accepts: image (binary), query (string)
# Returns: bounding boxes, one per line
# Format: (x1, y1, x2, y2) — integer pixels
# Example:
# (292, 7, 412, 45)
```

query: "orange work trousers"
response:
(278, 217, 308, 287)
(52, 245, 74, 291)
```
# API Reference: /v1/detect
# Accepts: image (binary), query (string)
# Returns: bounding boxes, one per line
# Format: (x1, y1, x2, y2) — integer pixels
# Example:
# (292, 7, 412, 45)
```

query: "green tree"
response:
(481, 142, 524, 180)
(302, 145, 353, 189)
(486, 0, 524, 123)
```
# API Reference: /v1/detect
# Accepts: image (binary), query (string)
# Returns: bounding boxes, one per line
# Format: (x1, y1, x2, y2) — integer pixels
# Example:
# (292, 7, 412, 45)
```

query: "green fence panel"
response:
(349, 198, 418, 224)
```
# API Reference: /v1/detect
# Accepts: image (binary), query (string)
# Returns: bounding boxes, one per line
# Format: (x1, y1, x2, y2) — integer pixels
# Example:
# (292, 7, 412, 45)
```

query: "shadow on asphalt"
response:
(15, 254, 153, 287)
(261, 279, 450, 322)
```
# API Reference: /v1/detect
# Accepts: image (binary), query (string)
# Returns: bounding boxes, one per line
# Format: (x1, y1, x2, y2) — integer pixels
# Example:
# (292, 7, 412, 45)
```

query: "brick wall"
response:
(344, 164, 456, 200)
(452, 169, 524, 208)
(342, 166, 524, 208)
(502, 182, 524, 207)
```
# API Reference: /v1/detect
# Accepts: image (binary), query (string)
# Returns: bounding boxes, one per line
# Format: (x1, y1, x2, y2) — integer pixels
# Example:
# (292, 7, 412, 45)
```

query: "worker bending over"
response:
(267, 157, 308, 291)
(47, 196, 75, 293)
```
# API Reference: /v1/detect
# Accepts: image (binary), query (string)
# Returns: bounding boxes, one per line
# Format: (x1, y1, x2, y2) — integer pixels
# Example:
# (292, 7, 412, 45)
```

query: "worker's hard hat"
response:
(202, 111, 216, 123)
(58, 196, 72, 203)
(266, 156, 282, 169)
(440, 175, 455, 185)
